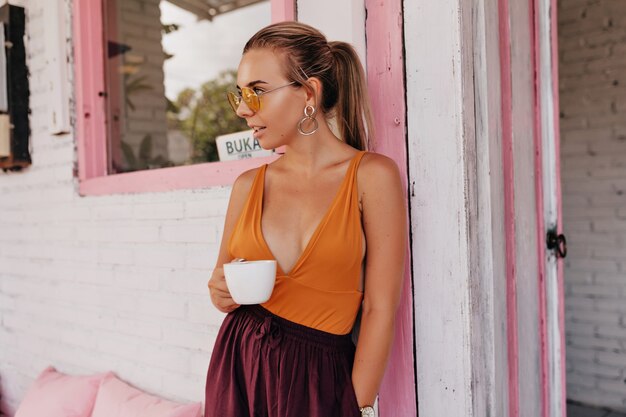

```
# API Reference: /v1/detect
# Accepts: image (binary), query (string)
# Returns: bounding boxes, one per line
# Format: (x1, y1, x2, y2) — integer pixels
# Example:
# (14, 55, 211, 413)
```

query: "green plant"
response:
(169, 70, 249, 162)
(120, 133, 172, 172)
(125, 75, 154, 111)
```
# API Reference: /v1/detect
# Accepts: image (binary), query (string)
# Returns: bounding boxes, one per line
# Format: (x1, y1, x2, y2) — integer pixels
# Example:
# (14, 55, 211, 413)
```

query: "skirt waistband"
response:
(240, 304, 355, 352)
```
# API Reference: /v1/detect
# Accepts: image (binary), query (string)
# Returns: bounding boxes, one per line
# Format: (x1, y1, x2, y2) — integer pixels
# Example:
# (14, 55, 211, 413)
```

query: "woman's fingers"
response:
(208, 269, 228, 293)
(212, 293, 240, 313)
(210, 283, 230, 297)
(208, 268, 240, 312)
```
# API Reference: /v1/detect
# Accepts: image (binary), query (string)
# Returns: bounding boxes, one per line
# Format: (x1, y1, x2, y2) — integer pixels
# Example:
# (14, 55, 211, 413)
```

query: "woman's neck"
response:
(278, 123, 356, 175)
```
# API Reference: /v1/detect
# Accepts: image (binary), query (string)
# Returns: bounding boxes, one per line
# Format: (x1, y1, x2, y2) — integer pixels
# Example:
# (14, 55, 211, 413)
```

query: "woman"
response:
(206, 21, 406, 417)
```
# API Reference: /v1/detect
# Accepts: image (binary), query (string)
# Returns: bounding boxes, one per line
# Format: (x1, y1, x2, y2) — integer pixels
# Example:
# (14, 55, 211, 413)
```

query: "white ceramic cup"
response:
(223, 260, 277, 305)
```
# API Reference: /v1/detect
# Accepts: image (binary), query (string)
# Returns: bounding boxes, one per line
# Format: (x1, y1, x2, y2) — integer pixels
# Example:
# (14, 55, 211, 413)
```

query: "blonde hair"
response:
(243, 21, 374, 151)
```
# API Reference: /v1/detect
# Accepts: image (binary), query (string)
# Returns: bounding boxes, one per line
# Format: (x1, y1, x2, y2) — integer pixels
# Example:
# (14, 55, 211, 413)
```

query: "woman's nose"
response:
(236, 100, 254, 118)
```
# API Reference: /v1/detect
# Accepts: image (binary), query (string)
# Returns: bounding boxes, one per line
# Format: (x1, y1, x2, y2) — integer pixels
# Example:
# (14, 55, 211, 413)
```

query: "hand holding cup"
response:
(208, 267, 241, 313)
(223, 259, 277, 305)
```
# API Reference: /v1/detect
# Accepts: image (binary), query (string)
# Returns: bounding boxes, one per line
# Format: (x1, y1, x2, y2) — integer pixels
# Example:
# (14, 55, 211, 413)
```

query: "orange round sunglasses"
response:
(227, 82, 296, 113)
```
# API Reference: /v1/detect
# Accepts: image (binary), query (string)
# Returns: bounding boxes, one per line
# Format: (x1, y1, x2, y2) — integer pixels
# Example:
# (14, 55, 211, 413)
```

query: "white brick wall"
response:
(559, 0, 626, 411)
(0, 0, 228, 414)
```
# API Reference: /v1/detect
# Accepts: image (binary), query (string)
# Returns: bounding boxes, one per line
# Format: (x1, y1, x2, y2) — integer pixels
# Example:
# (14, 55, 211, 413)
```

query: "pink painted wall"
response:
(365, 1, 417, 416)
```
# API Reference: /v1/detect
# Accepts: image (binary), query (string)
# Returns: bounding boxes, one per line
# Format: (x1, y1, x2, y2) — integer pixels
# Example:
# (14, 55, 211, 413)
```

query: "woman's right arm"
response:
(207, 168, 258, 313)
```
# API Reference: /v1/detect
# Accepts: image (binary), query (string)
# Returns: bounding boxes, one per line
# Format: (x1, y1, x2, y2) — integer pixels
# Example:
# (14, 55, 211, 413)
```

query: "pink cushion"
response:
(91, 374, 202, 417)
(15, 366, 111, 417)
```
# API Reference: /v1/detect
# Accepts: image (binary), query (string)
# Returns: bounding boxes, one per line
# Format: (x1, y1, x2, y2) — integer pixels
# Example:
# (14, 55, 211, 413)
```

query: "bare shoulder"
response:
(225, 166, 263, 219)
(231, 166, 262, 199)
(357, 152, 403, 193)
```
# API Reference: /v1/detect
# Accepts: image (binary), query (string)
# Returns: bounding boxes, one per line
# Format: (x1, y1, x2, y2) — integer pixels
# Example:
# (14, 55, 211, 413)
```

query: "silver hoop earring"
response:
(297, 105, 319, 136)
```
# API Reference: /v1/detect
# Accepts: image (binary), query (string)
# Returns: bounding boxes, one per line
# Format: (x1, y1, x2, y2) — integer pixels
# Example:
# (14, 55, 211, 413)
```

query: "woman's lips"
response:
(252, 126, 266, 139)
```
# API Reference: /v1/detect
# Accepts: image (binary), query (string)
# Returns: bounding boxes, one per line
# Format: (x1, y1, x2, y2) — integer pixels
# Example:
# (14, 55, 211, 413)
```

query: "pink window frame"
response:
(73, 0, 295, 196)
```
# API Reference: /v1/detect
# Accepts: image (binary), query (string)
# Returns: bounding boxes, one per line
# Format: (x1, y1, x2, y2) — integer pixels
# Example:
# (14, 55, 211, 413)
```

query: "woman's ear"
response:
(304, 77, 323, 106)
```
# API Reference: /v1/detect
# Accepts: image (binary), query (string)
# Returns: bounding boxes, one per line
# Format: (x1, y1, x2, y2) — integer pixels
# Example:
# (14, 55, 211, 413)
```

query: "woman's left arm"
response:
(352, 153, 407, 409)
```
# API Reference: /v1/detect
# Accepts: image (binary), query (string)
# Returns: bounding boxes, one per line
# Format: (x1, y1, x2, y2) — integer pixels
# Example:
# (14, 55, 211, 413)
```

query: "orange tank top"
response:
(228, 151, 366, 335)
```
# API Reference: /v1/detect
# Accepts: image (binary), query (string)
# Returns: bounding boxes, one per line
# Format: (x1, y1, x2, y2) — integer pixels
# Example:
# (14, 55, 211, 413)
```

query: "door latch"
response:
(546, 228, 567, 258)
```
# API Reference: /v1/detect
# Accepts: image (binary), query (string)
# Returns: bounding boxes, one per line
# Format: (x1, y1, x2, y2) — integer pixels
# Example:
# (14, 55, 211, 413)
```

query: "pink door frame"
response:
(531, 0, 550, 413)
(553, 0, 567, 408)
(499, 0, 565, 413)
(498, 0, 520, 414)
(364, 1, 417, 416)
(530, 0, 566, 414)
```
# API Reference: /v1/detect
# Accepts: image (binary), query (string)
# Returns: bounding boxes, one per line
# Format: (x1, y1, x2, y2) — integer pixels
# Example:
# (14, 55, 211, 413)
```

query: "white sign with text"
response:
(216, 130, 273, 161)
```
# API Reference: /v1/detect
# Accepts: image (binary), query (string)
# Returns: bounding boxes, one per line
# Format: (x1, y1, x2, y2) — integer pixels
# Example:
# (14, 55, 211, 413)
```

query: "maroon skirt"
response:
(204, 304, 360, 417)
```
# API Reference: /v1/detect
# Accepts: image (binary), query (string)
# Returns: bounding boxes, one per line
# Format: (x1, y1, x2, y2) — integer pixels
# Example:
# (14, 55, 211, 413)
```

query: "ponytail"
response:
(328, 42, 373, 151)
(244, 22, 374, 151)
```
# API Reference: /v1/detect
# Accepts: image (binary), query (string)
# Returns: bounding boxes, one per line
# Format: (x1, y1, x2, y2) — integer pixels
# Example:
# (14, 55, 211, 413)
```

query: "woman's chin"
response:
(257, 140, 274, 151)
(257, 136, 283, 151)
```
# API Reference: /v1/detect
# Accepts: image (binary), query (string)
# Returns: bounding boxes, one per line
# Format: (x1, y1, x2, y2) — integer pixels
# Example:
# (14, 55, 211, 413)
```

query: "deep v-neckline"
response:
(257, 153, 362, 277)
